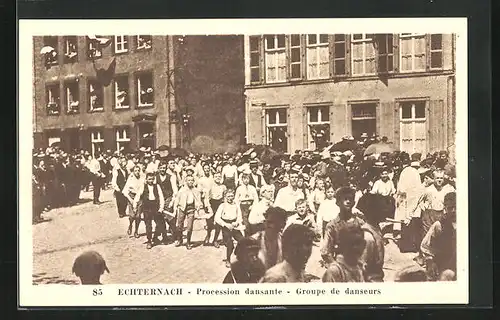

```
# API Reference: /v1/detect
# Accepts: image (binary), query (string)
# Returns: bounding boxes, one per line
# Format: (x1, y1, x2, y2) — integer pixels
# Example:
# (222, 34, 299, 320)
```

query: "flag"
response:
(95, 57, 116, 87)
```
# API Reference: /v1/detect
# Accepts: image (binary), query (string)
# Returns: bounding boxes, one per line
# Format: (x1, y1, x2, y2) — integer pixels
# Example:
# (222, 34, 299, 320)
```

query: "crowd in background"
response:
(32, 134, 457, 284)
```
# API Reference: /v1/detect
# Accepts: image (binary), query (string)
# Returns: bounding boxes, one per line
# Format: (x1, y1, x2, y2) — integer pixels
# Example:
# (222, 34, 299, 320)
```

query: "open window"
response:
(88, 80, 104, 112)
(114, 75, 130, 109)
(115, 127, 131, 152)
(87, 35, 105, 59)
(138, 122, 155, 149)
(136, 72, 154, 107)
(46, 84, 60, 115)
(42, 36, 59, 66)
(136, 35, 152, 50)
(307, 105, 330, 150)
(90, 129, 104, 157)
(265, 108, 288, 153)
(64, 81, 80, 114)
(351, 103, 377, 139)
(64, 36, 78, 63)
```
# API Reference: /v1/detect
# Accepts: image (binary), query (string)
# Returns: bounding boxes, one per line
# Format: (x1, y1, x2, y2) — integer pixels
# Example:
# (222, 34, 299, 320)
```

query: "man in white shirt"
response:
(111, 157, 129, 218)
(235, 169, 259, 236)
(248, 160, 267, 195)
(88, 153, 104, 204)
(274, 170, 304, 214)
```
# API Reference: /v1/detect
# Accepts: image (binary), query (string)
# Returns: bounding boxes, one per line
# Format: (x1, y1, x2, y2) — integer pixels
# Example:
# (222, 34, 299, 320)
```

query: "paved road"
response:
(32, 189, 415, 285)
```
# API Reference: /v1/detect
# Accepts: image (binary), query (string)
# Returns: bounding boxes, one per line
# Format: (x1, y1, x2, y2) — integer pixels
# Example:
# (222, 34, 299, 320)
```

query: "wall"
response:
(174, 35, 245, 153)
(245, 74, 455, 154)
(32, 36, 173, 150)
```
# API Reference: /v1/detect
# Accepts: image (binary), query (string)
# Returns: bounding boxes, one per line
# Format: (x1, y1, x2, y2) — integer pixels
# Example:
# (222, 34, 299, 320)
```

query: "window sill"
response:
(114, 106, 131, 111)
(137, 104, 154, 109)
(136, 46, 152, 51)
(46, 113, 60, 116)
(114, 50, 129, 56)
(89, 108, 104, 113)
(245, 69, 455, 89)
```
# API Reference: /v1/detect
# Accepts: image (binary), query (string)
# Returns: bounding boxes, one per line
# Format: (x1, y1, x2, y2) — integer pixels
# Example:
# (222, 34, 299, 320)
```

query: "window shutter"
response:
(345, 35, 351, 76)
(303, 108, 308, 149)
(379, 102, 395, 144)
(259, 36, 265, 84)
(285, 35, 290, 82)
(393, 34, 400, 73)
(301, 34, 306, 79)
(247, 105, 264, 145)
(329, 35, 335, 78)
(428, 99, 445, 152)
(393, 102, 400, 150)
(425, 34, 431, 71)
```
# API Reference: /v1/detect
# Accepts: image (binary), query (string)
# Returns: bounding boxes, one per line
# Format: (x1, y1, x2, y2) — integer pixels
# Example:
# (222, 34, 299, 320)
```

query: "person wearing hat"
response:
(274, 168, 305, 214)
(320, 187, 365, 267)
(260, 224, 315, 283)
(235, 168, 259, 236)
(72, 250, 109, 285)
(154, 160, 179, 245)
(247, 160, 267, 195)
(222, 237, 266, 283)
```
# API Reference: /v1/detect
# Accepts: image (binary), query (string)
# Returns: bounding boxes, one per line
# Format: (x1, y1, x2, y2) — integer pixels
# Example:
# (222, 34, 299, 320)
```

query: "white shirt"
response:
(370, 179, 396, 197)
(248, 199, 272, 225)
(222, 165, 238, 181)
(88, 158, 101, 175)
(235, 184, 259, 205)
(146, 162, 158, 173)
(316, 199, 340, 224)
(274, 185, 305, 212)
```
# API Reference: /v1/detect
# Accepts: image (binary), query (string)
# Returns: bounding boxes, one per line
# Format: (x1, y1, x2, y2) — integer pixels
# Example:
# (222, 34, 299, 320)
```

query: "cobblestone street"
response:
(32, 189, 415, 285)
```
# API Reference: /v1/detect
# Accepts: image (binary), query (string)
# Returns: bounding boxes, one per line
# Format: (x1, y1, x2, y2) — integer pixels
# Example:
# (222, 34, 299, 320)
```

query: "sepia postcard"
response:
(19, 18, 468, 307)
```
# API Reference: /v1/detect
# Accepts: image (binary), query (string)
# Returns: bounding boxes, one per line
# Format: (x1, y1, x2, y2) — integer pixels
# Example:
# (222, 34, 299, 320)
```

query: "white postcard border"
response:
(19, 18, 468, 307)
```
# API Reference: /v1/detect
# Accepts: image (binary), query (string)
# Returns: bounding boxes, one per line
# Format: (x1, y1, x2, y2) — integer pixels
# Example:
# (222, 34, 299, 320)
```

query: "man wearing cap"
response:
(320, 187, 365, 267)
(274, 169, 305, 214)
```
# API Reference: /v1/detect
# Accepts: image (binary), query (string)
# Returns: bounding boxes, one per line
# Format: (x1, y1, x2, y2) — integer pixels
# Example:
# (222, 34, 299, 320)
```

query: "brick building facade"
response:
(243, 33, 456, 157)
(33, 35, 245, 155)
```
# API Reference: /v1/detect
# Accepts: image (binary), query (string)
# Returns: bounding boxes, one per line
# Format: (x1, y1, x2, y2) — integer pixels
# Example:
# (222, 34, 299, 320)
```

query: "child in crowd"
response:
(316, 186, 338, 238)
(285, 199, 317, 233)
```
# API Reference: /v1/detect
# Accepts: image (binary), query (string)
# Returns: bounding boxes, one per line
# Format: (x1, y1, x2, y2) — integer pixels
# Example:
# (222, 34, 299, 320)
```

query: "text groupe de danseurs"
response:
(117, 288, 382, 296)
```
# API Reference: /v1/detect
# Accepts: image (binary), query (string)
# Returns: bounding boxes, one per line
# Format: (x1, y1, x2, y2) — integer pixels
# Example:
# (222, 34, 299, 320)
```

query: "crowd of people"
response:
(32, 135, 457, 284)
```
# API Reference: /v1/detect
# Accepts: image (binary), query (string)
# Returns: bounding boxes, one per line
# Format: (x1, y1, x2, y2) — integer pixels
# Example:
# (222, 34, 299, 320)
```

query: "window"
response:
(307, 106, 330, 150)
(64, 36, 78, 63)
(400, 33, 426, 72)
(47, 135, 61, 148)
(264, 35, 287, 83)
(249, 36, 261, 83)
(351, 34, 376, 75)
(87, 35, 104, 59)
(115, 127, 131, 152)
(138, 123, 155, 149)
(46, 84, 60, 115)
(290, 35, 302, 80)
(265, 108, 288, 153)
(136, 35, 152, 49)
(64, 82, 80, 114)
(114, 75, 130, 109)
(306, 34, 329, 80)
(351, 103, 377, 139)
(42, 36, 58, 65)
(430, 34, 443, 69)
(88, 80, 104, 112)
(90, 129, 104, 158)
(377, 34, 394, 73)
(333, 34, 347, 76)
(400, 101, 427, 154)
(136, 72, 154, 107)
(114, 36, 128, 54)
